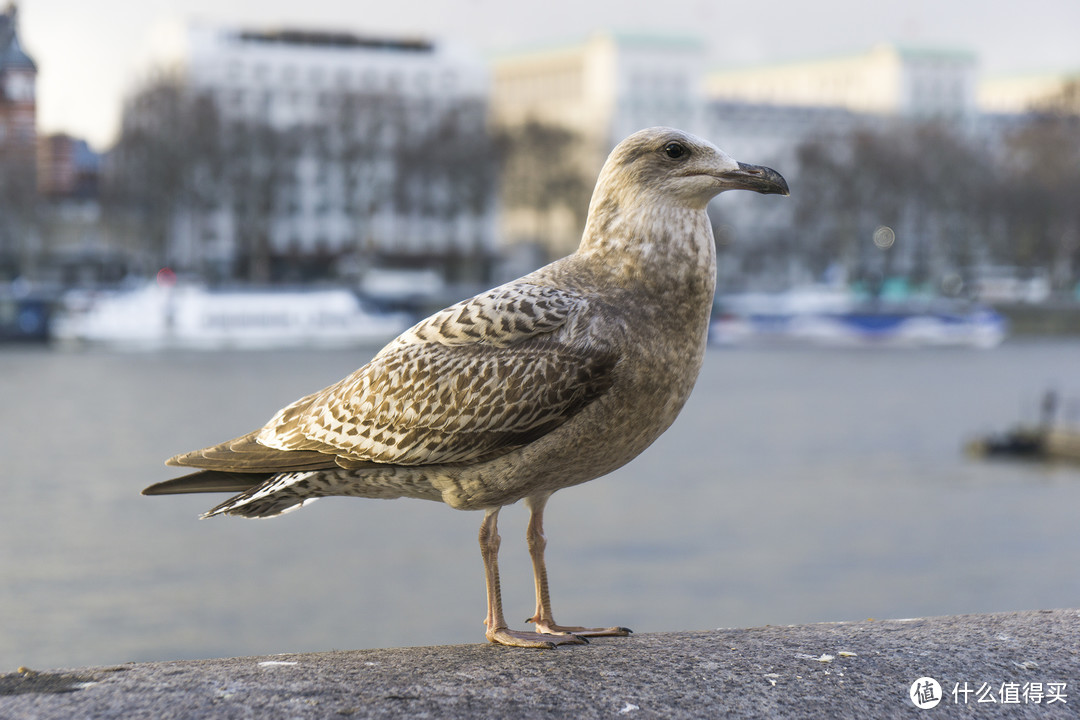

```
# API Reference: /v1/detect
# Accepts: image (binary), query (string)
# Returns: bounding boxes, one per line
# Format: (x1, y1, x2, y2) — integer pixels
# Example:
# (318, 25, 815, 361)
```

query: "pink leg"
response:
(524, 494, 632, 638)
(479, 507, 586, 648)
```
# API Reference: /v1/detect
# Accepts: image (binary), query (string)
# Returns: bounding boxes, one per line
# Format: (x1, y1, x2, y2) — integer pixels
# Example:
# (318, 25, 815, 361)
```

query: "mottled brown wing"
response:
(256, 283, 618, 466)
(386, 280, 578, 348)
(164, 429, 342, 472)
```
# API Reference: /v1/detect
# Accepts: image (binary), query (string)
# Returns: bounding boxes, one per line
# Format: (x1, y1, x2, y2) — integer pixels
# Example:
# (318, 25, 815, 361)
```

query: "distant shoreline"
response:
(993, 302, 1080, 336)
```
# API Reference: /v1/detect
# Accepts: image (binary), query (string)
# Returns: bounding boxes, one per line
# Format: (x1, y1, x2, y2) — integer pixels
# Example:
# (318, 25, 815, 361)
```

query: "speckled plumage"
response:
(145, 127, 788, 647)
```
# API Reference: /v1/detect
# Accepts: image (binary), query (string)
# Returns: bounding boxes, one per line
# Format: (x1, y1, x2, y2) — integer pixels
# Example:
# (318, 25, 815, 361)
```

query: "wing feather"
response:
(167, 282, 618, 474)
(256, 283, 618, 466)
(166, 430, 341, 471)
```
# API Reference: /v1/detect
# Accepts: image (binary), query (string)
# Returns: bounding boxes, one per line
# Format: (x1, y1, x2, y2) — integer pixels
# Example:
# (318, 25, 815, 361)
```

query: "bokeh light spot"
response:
(872, 225, 895, 249)
(156, 267, 177, 287)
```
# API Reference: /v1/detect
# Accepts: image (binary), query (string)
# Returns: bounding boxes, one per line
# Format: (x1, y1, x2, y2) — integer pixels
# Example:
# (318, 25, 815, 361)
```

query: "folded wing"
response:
(166, 282, 619, 473)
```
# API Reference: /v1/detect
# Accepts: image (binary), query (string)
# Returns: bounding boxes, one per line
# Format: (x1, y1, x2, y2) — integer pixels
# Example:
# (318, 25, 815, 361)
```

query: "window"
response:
(4, 73, 33, 102)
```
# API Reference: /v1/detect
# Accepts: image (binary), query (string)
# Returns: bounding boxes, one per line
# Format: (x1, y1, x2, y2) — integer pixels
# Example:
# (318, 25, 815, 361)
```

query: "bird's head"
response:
(592, 127, 789, 212)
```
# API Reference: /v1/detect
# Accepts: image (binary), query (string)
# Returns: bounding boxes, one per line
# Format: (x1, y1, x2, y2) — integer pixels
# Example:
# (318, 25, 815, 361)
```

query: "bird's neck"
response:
(576, 197, 718, 299)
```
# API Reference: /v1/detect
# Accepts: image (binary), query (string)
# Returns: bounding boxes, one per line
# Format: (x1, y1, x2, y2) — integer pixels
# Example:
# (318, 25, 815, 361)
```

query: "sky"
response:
(15, 0, 1080, 150)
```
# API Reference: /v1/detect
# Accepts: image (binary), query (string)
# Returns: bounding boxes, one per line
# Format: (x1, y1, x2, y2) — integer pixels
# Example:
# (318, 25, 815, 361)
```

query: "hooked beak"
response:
(722, 162, 790, 196)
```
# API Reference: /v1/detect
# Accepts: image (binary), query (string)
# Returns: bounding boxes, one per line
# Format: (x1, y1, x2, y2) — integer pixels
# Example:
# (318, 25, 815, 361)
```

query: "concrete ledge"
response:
(3, 609, 1077, 719)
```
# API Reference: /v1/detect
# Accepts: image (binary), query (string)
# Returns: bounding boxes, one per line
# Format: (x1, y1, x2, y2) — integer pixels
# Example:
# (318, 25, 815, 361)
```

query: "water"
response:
(2, 340, 1079, 670)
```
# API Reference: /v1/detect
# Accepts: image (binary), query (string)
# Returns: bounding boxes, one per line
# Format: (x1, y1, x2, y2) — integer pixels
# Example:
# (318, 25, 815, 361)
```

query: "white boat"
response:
(710, 288, 1007, 349)
(52, 282, 412, 350)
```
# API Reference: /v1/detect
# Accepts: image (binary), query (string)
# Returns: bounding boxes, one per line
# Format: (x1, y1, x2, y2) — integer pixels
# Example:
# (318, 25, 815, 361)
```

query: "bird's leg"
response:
(524, 494, 632, 638)
(479, 507, 585, 648)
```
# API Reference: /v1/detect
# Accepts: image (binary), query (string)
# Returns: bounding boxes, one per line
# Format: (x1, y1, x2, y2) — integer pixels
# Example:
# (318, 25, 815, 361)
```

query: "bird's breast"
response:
(528, 283, 712, 484)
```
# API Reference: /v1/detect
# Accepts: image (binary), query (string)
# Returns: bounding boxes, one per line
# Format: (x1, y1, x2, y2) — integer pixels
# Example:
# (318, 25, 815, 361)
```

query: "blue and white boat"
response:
(710, 288, 1006, 348)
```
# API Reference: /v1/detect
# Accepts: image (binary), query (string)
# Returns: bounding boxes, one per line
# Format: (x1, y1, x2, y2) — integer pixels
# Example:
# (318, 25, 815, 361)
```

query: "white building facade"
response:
(706, 44, 979, 120)
(174, 25, 494, 281)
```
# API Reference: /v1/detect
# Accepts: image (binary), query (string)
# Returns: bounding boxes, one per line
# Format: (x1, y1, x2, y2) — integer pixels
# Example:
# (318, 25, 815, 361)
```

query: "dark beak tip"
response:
(754, 177, 789, 197)
(735, 161, 789, 197)
(763, 168, 790, 197)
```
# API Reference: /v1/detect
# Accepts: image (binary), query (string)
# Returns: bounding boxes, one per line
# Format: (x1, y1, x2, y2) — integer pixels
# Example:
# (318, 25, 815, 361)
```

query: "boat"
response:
(710, 288, 1006, 348)
(0, 282, 54, 343)
(967, 391, 1080, 465)
(51, 282, 412, 350)
(967, 426, 1080, 464)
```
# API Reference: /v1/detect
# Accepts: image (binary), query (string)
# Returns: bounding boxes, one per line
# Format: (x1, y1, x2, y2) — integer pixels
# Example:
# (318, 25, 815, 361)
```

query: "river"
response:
(1, 339, 1078, 669)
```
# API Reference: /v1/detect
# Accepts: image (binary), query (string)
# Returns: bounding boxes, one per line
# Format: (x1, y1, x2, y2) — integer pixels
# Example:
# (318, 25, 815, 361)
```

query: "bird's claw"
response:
(528, 619, 633, 638)
(486, 627, 588, 649)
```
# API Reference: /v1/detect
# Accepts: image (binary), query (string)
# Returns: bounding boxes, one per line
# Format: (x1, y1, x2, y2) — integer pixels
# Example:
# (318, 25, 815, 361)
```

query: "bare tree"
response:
(0, 137, 39, 277)
(793, 122, 999, 292)
(393, 97, 497, 275)
(221, 117, 298, 282)
(335, 91, 400, 257)
(106, 70, 222, 271)
(1000, 82, 1080, 288)
(1032, 78, 1080, 116)
(110, 71, 499, 284)
(495, 120, 591, 258)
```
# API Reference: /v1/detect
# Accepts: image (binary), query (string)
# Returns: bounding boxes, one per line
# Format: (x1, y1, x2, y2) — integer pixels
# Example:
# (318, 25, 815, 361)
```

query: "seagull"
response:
(143, 127, 788, 648)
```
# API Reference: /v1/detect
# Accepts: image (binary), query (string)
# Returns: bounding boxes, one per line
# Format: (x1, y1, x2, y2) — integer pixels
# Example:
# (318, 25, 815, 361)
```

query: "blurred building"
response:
(162, 24, 495, 283)
(489, 38, 985, 263)
(38, 133, 101, 198)
(704, 101, 867, 284)
(33, 133, 128, 287)
(492, 31, 708, 149)
(489, 35, 1078, 288)
(1, 7, 125, 287)
(698, 44, 986, 287)
(0, 1, 37, 279)
(706, 43, 978, 120)
(0, 1, 34, 153)
(491, 31, 707, 257)
(978, 70, 1080, 114)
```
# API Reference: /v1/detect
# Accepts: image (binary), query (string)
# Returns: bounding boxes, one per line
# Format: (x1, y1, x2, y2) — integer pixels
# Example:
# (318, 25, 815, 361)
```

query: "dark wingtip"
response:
(142, 479, 181, 496)
(142, 470, 266, 496)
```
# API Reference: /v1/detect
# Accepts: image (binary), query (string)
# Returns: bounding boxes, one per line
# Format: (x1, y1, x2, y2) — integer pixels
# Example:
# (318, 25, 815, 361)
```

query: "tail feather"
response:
(202, 472, 321, 519)
(144, 467, 319, 519)
(142, 469, 270, 496)
(149, 430, 401, 518)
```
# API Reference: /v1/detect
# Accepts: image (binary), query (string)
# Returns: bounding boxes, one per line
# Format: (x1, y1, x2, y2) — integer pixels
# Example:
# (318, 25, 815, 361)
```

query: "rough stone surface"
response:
(2, 610, 1078, 719)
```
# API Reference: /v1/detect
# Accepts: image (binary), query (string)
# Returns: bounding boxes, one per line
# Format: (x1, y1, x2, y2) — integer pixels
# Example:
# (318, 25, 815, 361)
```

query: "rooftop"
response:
(710, 42, 977, 75)
(0, 2, 36, 73)
(493, 30, 705, 63)
(230, 28, 434, 54)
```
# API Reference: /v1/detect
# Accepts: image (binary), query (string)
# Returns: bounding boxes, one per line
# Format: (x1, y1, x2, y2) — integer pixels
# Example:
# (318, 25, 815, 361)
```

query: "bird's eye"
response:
(664, 142, 687, 159)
